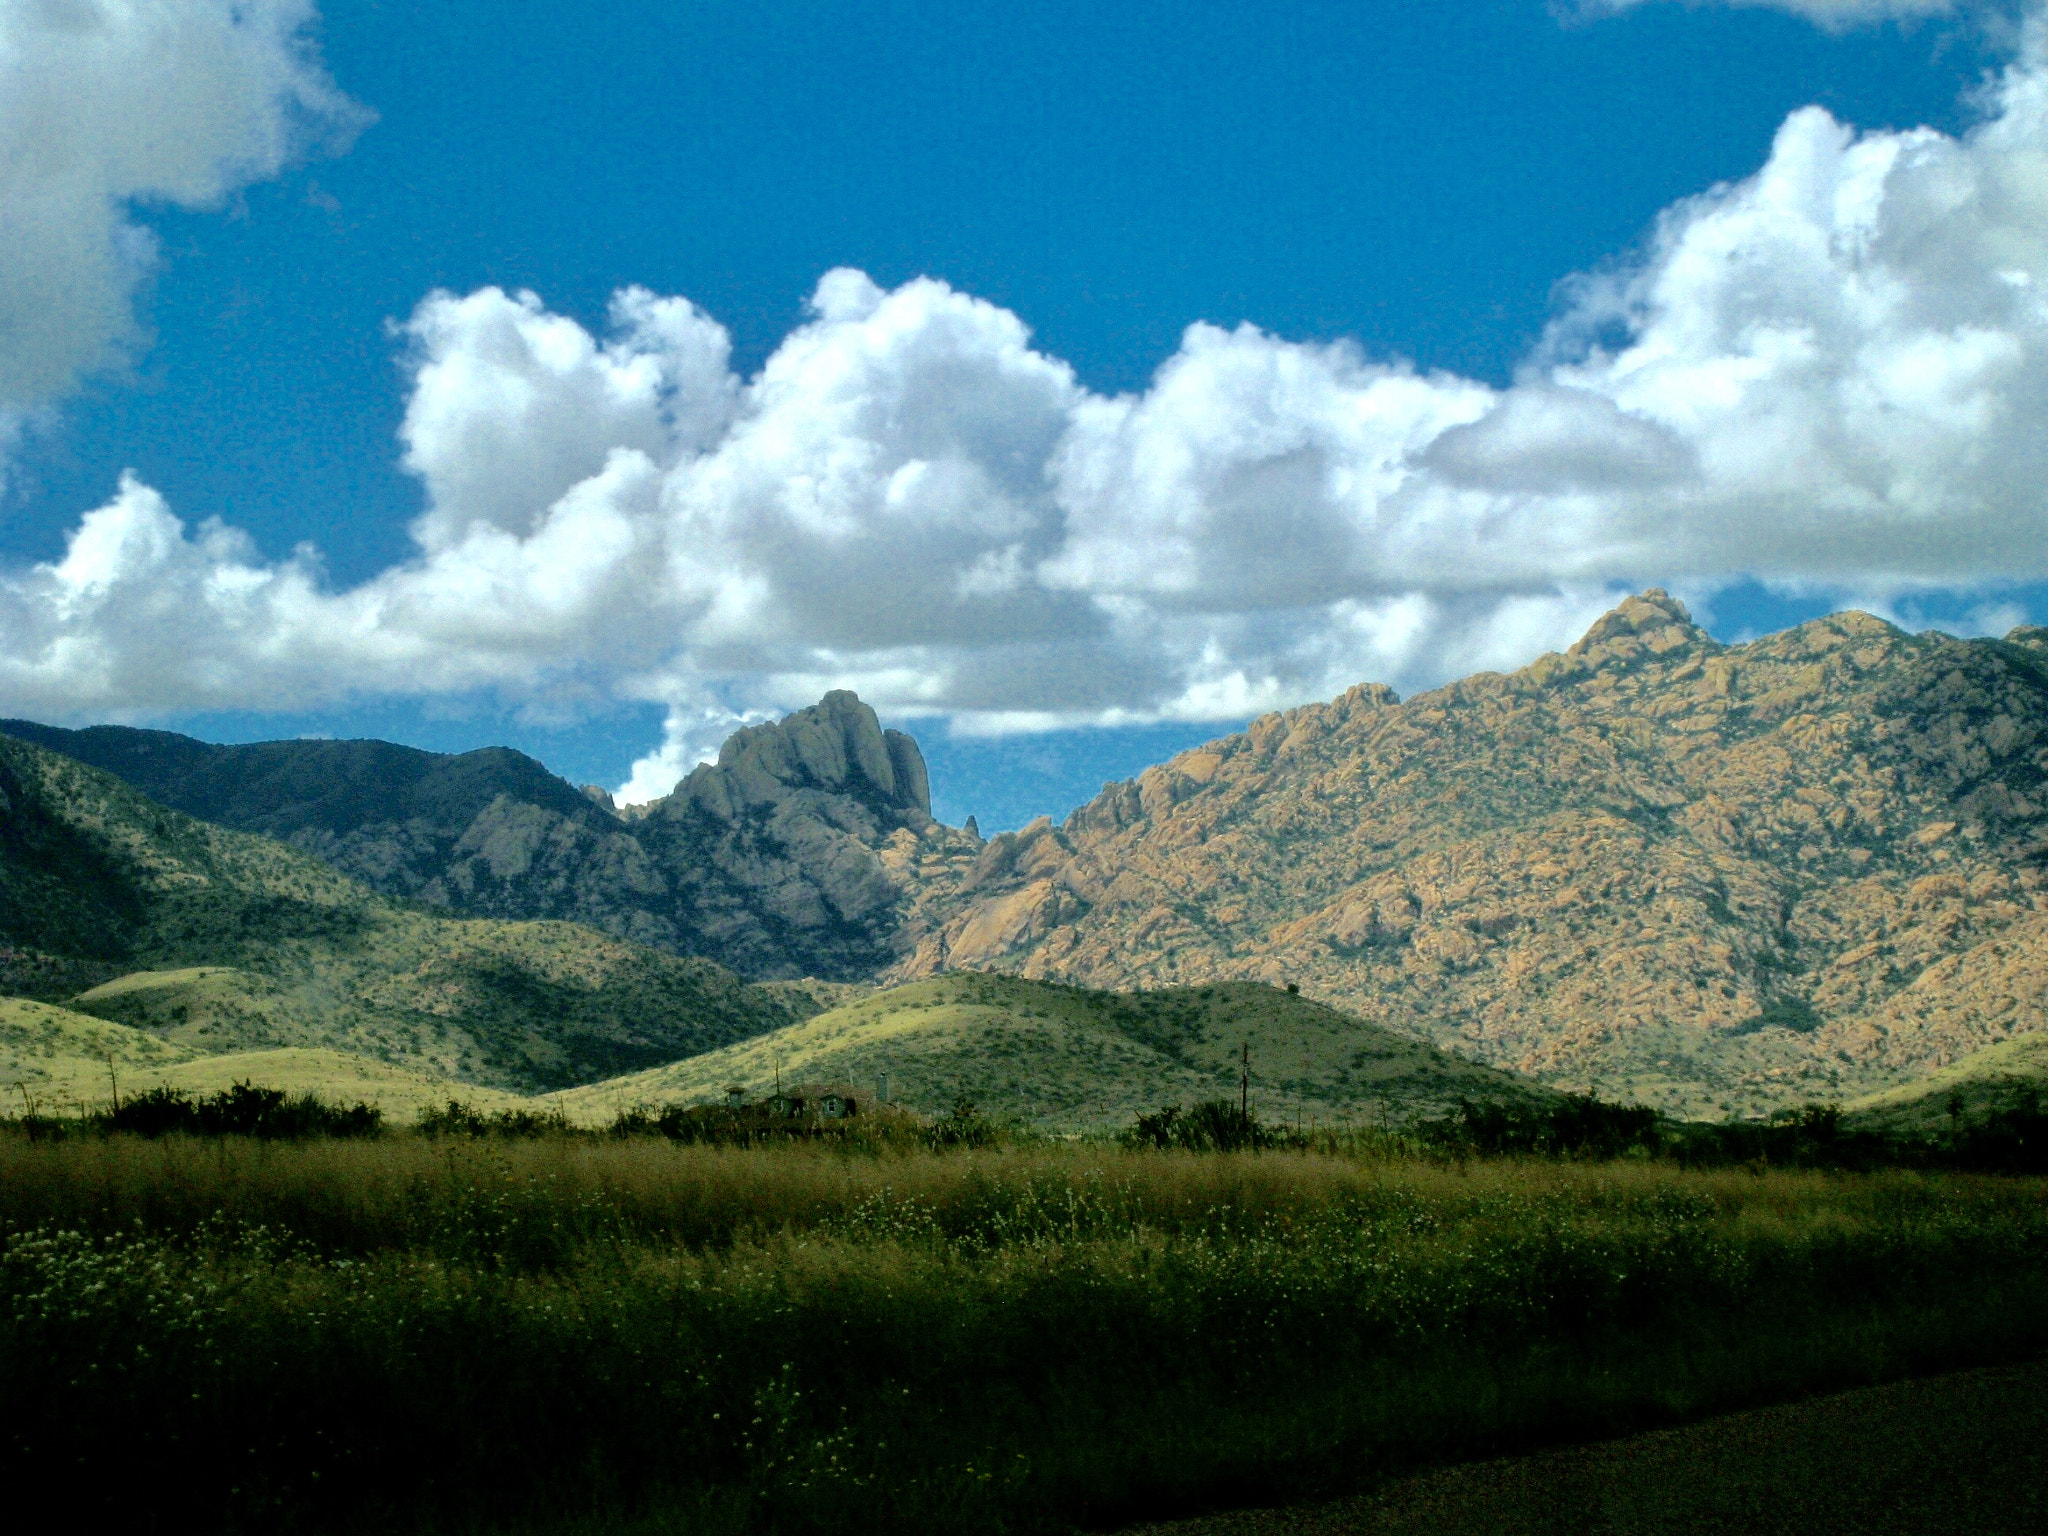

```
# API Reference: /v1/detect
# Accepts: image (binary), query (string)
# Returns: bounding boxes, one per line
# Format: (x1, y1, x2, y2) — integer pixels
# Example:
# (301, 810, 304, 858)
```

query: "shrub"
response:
(1123, 1099, 1273, 1151)
(416, 1098, 569, 1138)
(925, 1097, 998, 1149)
(1416, 1095, 1662, 1160)
(100, 1083, 380, 1140)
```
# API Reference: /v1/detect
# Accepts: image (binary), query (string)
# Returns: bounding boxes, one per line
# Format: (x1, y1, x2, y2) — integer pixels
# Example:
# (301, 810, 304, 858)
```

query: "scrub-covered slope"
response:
(1844, 1033, 2048, 1135)
(0, 734, 814, 1091)
(550, 974, 1550, 1130)
(0, 998, 529, 1123)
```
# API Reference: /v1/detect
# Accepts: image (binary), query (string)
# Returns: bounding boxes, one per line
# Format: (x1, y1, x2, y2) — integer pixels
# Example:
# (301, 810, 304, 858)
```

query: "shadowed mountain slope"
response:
(4, 692, 982, 981)
(895, 593, 2048, 1117)
(0, 734, 817, 1091)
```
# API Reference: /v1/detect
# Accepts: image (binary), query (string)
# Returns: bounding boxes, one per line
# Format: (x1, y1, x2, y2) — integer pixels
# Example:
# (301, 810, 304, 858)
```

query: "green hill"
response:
(0, 996, 200, 1114)
(2, 692, 983, 982)
(549, 974, 1552, 1130)
(0, 996, 528, 1123)
(0, 734, 818, 1092)
(1844, 1034, 2048, 1134)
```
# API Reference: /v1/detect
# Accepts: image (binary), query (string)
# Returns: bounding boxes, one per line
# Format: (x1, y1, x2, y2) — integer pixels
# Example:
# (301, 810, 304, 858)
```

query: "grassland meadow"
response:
(6, 1131, 2048, 1533)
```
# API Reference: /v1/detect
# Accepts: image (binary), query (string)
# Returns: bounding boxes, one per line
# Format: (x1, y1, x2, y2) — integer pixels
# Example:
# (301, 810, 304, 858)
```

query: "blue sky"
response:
(2, 0, 2044, 829)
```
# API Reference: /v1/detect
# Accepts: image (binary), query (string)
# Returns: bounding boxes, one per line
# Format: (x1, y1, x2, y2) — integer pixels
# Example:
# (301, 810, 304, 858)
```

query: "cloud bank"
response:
(0, 1, 361, 425)
(4, 17, 2047, 800)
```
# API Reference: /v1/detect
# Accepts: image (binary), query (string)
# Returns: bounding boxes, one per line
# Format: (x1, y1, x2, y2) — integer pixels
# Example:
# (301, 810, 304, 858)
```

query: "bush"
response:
(925, 1096, 998, 1149)
(1941, 1088, 2048, 1174)
(416, 1098, 570, 1138)
(1123, 1098, 1274, 1151)
(606, 1100, 934, 1150)
(99, 1083, 381, 1140)
(1414, 1094, 1660, 1160)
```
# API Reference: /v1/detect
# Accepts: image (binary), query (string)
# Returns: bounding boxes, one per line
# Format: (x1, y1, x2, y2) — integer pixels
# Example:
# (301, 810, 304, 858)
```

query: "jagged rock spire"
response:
(669, 690, 931, 822)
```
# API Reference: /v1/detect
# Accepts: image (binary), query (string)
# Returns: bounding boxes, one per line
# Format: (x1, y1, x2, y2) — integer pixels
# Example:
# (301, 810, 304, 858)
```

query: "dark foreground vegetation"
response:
(1122, 1089, 2048, 1174)
(6, 1111, 2048, 1536)
(1410, 1089, 2048, 1173)
(103, 1082, 385, 1140)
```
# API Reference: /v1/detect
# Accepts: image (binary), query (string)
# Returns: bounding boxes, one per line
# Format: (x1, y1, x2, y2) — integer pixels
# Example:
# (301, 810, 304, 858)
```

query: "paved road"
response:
(1127, 1359, 2048, 1536)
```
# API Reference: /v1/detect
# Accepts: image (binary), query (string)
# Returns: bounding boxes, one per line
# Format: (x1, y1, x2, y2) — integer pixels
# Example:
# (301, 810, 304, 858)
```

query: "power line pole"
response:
(1240, 1039, 1250, 1120)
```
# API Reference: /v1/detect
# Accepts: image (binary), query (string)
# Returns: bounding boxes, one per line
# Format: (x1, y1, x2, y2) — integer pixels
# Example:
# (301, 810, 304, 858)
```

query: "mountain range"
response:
(895, 593, 2048, 1117)
(3, 690, 979, 982)
(9, 590, 2048, 1120)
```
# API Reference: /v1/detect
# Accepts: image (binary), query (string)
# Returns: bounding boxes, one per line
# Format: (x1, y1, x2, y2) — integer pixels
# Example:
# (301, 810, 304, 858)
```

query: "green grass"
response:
(5, 1134, 2048, 1534)
(552, 974, 1548, 1131)
(0, 996, 200, 1112)
(1846, 1033, 2048, 1134)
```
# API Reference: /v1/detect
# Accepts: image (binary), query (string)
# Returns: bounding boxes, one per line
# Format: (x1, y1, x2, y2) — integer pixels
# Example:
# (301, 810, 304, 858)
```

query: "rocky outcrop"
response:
(893, 592, 2048, 1116)
(632, 691, 980, 978)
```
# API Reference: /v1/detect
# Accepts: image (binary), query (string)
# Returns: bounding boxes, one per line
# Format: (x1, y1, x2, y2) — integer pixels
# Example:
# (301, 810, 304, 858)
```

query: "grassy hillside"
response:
(0, 995, 527, 1122)
(1845, 1033, 2048, 1134)
(551, 973, 1550, 1130)
(0, 996, 200, 1113)
(0, 734, 815, 1092)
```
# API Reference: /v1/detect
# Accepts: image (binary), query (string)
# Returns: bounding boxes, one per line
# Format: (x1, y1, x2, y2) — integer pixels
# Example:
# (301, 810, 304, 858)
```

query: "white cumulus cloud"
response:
(5, 14, 2048, 802)
(0, 0, 362, 440)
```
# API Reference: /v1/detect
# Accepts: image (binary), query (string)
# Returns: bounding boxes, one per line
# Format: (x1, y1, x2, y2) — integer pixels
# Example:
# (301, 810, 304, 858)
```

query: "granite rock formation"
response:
(894, 593, 2048, 1116)
(630, 690, 979, 978)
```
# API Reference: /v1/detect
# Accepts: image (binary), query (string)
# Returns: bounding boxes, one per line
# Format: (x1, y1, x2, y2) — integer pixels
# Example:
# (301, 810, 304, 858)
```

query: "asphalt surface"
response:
(1126, 1359, 2048, 1536)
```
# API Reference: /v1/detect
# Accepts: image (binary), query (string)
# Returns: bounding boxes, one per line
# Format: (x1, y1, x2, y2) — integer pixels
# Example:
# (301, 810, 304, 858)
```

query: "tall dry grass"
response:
(4, 1130, 1978, 1259)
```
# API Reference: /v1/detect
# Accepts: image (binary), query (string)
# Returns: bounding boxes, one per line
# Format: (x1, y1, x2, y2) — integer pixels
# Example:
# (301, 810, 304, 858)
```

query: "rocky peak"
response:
(666, 690, 931, 824)
(1565, 589, 1709, 663)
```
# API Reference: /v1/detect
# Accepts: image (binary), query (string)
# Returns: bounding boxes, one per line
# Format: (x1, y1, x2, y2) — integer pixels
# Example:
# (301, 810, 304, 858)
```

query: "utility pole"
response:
(1240, 1040, 1250, 1120)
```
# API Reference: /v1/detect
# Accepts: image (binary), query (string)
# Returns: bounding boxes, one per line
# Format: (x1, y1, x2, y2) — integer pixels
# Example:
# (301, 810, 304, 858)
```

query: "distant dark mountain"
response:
(0, 721, 597, 843)
(0, 732, 818, 1091)
(3, 692, 983, 982)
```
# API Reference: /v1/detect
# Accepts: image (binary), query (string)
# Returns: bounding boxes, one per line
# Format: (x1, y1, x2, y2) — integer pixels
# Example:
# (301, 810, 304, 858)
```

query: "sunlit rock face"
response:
(892, 592, 2048, 1118)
